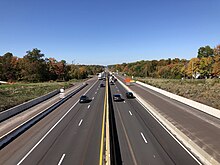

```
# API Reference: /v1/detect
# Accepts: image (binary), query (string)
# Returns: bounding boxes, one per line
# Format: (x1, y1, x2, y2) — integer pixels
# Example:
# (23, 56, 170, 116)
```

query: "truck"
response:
(98, 72, 105, 80)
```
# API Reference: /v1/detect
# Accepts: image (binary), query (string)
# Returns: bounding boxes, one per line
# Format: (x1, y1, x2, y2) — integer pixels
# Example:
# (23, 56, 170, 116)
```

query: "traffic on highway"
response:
(0, 72, 219, 165)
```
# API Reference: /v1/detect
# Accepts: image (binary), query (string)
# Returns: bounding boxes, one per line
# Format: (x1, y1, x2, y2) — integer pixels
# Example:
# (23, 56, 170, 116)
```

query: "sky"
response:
(0, 0, 220, 65)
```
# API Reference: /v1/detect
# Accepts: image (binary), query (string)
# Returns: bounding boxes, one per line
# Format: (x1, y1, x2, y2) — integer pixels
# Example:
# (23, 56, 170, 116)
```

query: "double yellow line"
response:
(99, 77, 110, 165)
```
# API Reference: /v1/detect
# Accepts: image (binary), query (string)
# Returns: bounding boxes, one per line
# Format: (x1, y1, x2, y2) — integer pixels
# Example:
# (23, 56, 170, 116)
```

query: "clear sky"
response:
(0, 0, 220, 65)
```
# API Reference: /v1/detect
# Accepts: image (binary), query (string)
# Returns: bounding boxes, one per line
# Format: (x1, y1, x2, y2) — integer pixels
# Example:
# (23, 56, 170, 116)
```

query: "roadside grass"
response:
(136, 78, 220, 110)
(0, 80, 80, 112)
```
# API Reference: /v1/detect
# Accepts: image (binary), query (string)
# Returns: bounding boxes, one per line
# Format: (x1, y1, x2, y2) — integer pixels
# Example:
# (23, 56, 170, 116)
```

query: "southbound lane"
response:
(116, 74, 220, 163)
(0, 78, 106, 165)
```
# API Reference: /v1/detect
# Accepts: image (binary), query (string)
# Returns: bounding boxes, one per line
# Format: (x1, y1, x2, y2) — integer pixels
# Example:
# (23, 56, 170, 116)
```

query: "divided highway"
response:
(0, 74, 219, 165)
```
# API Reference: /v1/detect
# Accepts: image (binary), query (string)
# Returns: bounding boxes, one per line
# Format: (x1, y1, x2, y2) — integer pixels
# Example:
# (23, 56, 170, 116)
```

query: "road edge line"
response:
(99, 78, 107, 165)
(117, 77, 219, 165)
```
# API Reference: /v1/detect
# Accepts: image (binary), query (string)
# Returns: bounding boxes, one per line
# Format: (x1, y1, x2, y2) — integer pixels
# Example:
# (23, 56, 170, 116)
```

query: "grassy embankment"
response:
(136, 78, 220, 110)
(0, 80, 80, 112)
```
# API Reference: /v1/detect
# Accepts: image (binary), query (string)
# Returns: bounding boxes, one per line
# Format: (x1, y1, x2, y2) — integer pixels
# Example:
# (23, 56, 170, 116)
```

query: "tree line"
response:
(108, 45, 220, 79)
(0, 48, 104, 82)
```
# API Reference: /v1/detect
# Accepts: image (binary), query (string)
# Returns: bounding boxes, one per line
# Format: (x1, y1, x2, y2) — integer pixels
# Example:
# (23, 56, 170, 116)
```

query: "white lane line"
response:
(141, 132, 148, 144)
(17, 101, 78, 165)
(92, 97, 94, 100)
(88, 105, 90, 109)
(17, 80, 99, 165)
(78, 119, 83, 126)
(129, 111, 133, 116)
(58, 154, 66, 165)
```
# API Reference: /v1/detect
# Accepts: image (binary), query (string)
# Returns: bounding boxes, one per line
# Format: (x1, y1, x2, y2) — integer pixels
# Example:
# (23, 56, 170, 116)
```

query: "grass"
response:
(0, 80, 80, 112)
(136, 78, 220, 110)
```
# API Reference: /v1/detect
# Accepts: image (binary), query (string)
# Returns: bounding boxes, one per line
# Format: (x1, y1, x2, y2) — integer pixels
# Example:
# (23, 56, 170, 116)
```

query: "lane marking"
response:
(129, 111, 133, 116)
(92, 97, 94, 100)
(17, 80, 99, 165)
(78, 119, 83, 126)
(116, 77, 203, 165)
(141, 132, 148, 144)
(58, 154, 65, 165)
(116, 107, 138, 165)
(95, 92, 97, 94)
(88, 105, 90, 109)
(99, 77, 108, 165)
(17, 101, 78, 165)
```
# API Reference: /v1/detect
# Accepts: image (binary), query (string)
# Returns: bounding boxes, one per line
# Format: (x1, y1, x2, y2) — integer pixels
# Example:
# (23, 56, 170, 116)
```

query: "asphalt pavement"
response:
(0, 78, 106, 165)
(110, 80, 199, 165)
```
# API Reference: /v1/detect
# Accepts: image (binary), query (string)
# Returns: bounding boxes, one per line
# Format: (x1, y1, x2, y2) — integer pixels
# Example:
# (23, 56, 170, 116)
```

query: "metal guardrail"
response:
(0, 90, 60, 122)
(0, 83, 87, 149)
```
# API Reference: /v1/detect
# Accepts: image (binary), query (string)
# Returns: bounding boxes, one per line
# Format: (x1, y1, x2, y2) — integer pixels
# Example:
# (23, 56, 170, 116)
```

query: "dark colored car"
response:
(113, 94, 124, 102)
(100, 83, 105, 87)
(110, 81, 115, 85)
(126, 92, 134, 98)
(79, 95, 90, 103)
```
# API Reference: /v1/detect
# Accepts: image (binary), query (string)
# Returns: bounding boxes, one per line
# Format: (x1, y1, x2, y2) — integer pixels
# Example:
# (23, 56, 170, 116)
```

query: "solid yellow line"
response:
(99, 79, 108, 165)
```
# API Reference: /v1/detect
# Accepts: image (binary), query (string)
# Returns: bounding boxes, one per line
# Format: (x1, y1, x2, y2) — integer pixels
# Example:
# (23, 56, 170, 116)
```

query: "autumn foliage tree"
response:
(0, 48, 104, 82)
(109, 44, 220, 79)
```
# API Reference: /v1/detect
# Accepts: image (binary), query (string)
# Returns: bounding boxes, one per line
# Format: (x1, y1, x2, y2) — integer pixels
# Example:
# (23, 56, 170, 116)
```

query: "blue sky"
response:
(0, 0, 220, 65)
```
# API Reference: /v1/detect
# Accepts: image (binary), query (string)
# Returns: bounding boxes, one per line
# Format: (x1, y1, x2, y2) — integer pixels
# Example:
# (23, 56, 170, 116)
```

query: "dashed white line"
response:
(78, 119, 83, 126)
(141, 132, 148, 144)
(88, 105, 90, 109)
(58, 154, 66, 165)
(129, 111, 133, 116)
(92, 97, 94, 100)
(17, 100, 79, 165)
(17, 80, 99, 165)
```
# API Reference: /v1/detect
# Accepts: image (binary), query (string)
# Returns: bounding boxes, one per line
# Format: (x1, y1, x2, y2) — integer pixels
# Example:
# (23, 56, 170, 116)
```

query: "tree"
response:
(0, 52, 19, 81)
(197, 46, 214, 58)
(199, 57, 213, 78)
(214, 44, 220, 56)
(185, 58, 200, 78)
(21, 48, 48, 82)
(212, 55, 220, 77)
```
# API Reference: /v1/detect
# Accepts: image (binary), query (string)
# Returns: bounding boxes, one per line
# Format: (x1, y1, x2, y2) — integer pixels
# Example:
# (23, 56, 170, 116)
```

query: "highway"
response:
(0, 74, 219, 165)
(0, 78, 106, 165)
(109, 80, 199, 165)
(116, 75, 220, 164)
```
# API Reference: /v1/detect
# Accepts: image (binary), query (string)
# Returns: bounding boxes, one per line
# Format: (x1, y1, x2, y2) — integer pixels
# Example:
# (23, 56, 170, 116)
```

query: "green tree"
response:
(197, 46, 214, 58)
(21, 48, 48, 82)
